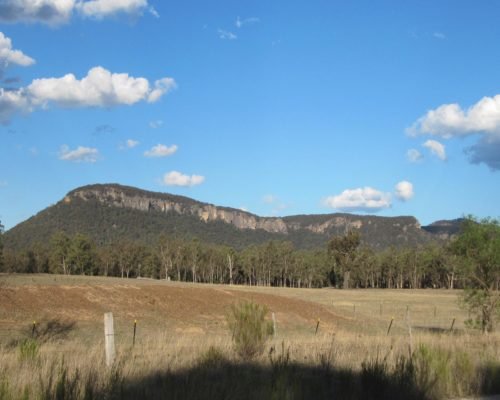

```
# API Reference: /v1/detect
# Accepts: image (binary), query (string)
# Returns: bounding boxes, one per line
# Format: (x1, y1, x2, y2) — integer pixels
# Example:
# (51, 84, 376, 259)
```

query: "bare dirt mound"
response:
(0, 276, 342, 337)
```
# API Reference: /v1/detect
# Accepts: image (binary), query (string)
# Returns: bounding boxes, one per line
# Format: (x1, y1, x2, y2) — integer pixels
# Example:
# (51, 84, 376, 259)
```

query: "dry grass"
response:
(0, 274, 499, 399)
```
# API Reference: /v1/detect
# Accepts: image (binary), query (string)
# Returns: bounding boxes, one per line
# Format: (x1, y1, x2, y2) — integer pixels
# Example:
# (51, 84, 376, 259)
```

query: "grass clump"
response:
(226, 301, 273, 360)
(18, 338, 39, 362)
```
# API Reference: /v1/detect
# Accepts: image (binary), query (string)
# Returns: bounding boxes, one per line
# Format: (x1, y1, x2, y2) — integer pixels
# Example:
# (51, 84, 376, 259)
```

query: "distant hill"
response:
(4, 183, 451, 251)
(421, 219, 465, 239)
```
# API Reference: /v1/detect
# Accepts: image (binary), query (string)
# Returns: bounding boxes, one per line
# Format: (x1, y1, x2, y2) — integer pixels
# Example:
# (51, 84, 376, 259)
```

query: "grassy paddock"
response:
(0, 274, 499, 399)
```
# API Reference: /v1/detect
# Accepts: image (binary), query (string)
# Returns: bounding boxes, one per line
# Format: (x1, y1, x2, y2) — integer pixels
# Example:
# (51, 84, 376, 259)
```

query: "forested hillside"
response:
(4, 184, 444, 251)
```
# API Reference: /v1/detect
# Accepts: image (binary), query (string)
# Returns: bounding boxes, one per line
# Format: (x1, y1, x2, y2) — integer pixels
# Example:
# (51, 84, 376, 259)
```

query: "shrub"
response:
(226, 301, 273, 360)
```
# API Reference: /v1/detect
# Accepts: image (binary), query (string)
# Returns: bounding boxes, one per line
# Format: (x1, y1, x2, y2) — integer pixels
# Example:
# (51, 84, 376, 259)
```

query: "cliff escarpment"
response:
(5, 183, 444, 250)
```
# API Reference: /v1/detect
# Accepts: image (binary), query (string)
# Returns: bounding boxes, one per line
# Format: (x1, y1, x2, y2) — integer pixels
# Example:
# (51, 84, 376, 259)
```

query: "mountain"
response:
(421, 219, 465, 239)
(4, 183, 448, 251)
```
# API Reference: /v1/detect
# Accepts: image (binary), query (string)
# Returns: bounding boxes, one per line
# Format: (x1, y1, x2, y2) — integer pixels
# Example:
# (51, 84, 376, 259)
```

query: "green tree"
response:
(50, 231, 71, 274)
(68, 233, 97, 275)
(328, 230, 361, 288)
(451, 217, 500, 333)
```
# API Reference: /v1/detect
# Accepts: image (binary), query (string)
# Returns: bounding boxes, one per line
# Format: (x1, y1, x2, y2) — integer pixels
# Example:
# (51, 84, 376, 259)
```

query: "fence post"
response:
(104, 312, 115, 367)
(315, 318, 320, 335)
(387, 317, 394, 335)
(449, 317, 456, 333)
(133, 320, 137, 346)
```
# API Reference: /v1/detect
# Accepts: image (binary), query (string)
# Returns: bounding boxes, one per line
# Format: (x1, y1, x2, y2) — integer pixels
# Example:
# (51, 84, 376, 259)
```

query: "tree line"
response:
(0, 217, 495, 291)
(0, 216, 499, 331)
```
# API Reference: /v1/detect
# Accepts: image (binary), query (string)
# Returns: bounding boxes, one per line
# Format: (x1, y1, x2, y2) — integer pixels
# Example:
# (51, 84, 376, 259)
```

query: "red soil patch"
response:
(0, 280, 342, 335)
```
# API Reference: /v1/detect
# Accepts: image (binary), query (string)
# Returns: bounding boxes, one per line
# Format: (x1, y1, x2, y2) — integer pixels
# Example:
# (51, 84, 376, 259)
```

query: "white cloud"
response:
(433, 32, 446, 40)
(144, 144, 177, 157)
(0, 180, 8, 187)
(407, 148, 423, 163)
(126, 139, 139, 148)
(76, 0, 148, 18)
(395, 181, 414, 201)
(235, 16, 259, 28)
(0, 0, 75, 25)
(147, 78, 176, 103)
(408, 95, 500, 170)
(423, 139, 447, 160)
(149, 119, 163, 129)
(0, 66, 175, 123)
(29, 66, 174, 107)
(162, 171, 205, 187)
(324, 187, 391, 212)
(59, 145, 99, 163)
(0, 0, 152, 24)
(407, 95, 500, 140)
(0, 32, 35, 69)
(218, 29, 237, 40)
(0, 87, 31, 123)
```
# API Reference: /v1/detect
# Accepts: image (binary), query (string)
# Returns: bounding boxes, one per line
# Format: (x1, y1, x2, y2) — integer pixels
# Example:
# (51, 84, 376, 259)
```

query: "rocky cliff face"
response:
(67, 184, 424, 240)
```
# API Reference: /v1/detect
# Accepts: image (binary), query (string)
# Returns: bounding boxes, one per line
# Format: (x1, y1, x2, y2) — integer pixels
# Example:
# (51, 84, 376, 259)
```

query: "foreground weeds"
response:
(0, 332, 498, 400)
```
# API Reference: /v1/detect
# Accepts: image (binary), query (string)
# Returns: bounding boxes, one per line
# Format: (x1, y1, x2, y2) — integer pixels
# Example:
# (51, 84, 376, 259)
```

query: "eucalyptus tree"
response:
(328, 230, 361, 289)
(451, 217, 500, 333)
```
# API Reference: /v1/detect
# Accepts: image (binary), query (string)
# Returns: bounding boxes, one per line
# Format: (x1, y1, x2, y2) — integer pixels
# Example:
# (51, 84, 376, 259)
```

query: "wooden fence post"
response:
(133, 320, 137, 346)
(104, 312, 115, 367)
(449, 318, 456, 333)
(387, 317, 394, 335)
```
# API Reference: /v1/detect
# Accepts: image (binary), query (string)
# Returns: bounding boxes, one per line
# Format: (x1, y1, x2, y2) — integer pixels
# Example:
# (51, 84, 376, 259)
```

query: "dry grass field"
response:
(0, 274, 499, 399)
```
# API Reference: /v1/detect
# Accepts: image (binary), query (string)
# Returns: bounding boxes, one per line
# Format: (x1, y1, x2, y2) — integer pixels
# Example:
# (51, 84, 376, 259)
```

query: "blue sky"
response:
(0, 0, 499, 230)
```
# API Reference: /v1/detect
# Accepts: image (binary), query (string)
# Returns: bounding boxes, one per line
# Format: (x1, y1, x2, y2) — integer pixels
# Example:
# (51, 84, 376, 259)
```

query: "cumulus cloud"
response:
(147, 78, 176, 103)
(162, 171, 205, 187)
(0, 32, 35, 70)
(465, 138, 500, 171)
(0, 88, 31, 122)
(407, 95, 500, 139)
(58, 145, 99, 162)
(144, 144, 177, 157)
(395, 181, 414, 201)
(75, 0, 148, 18)
(407, 148, 423, 163)
(423, 139, 447, 160)
(0, 66, 175, 123)
(0, 0, 152, 25)
(218, 29, 237, 40)
(28, 66, 174, 107)
(0, 0, 75, 25)
(408, 95, 500, 170)
(323, 187, 391, 212)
